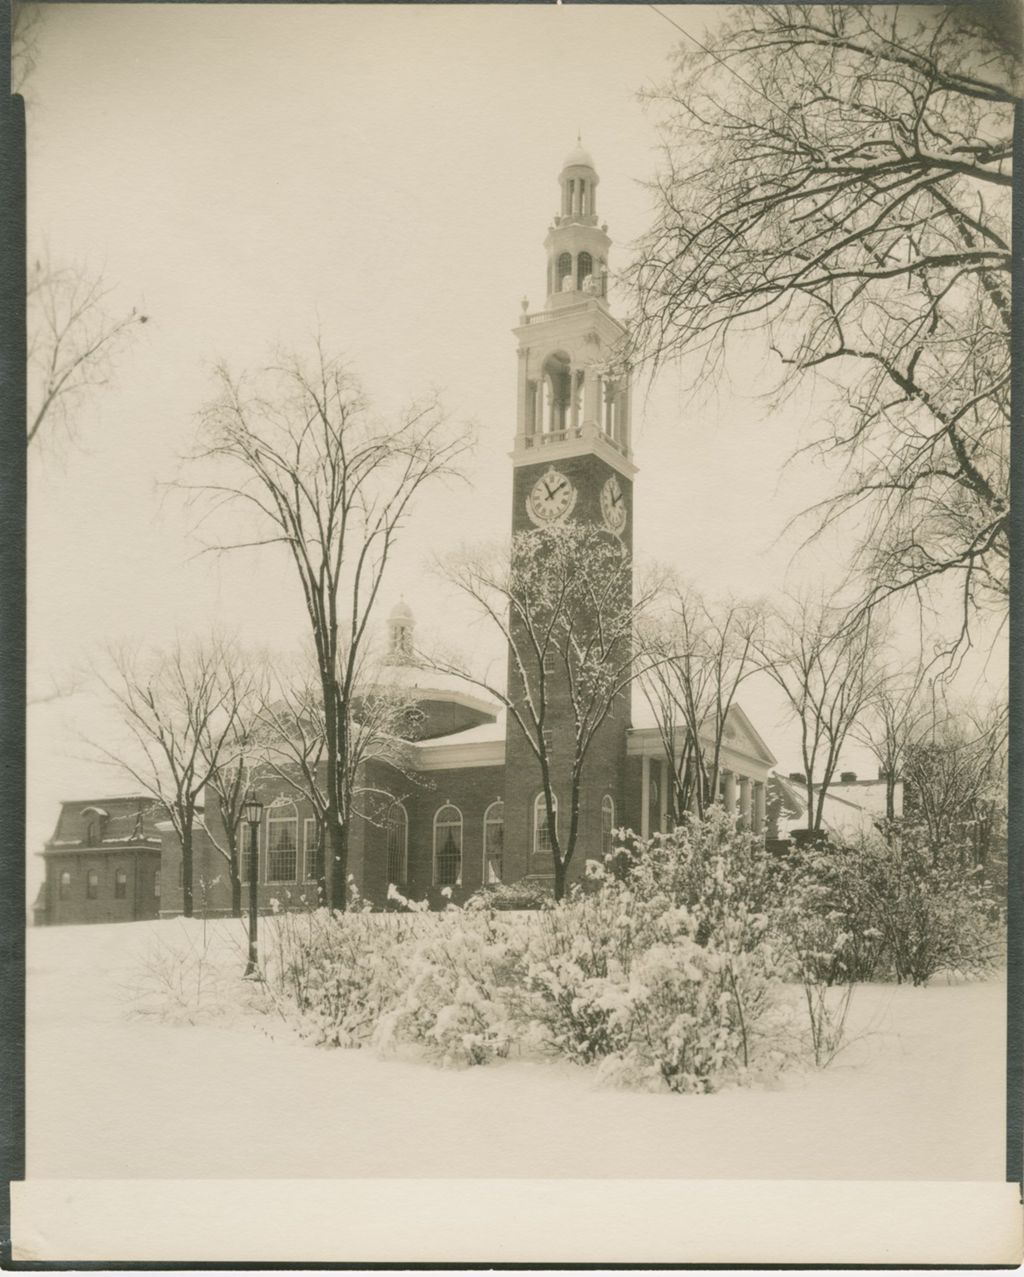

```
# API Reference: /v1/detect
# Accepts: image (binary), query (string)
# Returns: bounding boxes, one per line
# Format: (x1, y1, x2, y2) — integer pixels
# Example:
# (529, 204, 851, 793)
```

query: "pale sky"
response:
(24, 4, 1004, 900)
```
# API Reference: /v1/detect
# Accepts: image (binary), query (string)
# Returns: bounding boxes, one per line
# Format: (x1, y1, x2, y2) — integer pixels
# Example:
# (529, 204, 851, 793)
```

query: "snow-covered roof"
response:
(363, 665, 499, 720)
(412, 712, 506, 771)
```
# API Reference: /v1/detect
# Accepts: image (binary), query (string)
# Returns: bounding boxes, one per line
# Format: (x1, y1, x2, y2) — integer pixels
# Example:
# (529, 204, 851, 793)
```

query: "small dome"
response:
(561, 140, 596, 171)
(389, 597, 414, 623)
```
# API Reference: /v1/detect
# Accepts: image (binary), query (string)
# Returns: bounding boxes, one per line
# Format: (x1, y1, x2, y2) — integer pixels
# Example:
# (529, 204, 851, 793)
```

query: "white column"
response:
(753, 781, 766, 835)
(722, 770, 737, 814)
(517, 349, 528, 442)
(583, 368, 599, 428)
(659, 757, 668, 832)
(641, 754, 651, 841)
(738, 776, 752, 830)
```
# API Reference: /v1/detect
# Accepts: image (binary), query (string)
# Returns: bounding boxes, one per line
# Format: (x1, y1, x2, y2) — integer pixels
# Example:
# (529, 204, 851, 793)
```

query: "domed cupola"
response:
(387, 597, 415, 663)
(544, 137, 611, 304)
(558, 137, 599, 223)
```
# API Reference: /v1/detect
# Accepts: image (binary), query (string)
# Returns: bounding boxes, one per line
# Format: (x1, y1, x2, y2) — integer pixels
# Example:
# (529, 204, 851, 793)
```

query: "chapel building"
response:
(33, 145, 779, 924)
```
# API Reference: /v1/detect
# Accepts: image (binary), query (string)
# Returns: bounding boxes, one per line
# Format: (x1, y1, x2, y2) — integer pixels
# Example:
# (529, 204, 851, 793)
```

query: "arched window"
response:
(84, 820, 99, 846)
(577, 251, 593, 290)
(115, 868, 128, 900)
(266, 801, 298, 882)
(86, 869, 99, 900)
(483, 800, 504, 885)
(601, 795, 615, 858)
(557, 252, 572, 291)
(59, 870, 71, 900)
(433, 804, 462, 886)
(533, 792, 557, 857)
(386, 802, 409, 885)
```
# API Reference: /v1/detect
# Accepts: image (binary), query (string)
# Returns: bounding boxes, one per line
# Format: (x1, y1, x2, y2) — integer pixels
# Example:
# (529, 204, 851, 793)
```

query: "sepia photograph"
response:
(11, 0, 1019, 1262)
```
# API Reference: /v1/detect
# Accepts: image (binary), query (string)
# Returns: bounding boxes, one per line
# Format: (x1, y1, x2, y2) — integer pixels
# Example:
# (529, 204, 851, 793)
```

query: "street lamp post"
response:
(242, 787, 263, 978)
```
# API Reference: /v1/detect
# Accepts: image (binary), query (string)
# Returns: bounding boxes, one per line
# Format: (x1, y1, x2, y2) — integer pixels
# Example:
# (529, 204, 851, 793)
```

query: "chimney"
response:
(840, 771, 857, 784)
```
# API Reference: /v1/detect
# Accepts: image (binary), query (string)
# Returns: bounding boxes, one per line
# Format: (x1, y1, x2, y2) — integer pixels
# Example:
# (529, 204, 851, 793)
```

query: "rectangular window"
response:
(154, 871, 161, 899)
(59, 870, 71, 900)
(86, 869, 99, 900)
(304, 818, 322, 881)
(267, 814, 298, 883)
(541, 729, 554, 753)
(114, 868, 128, 899)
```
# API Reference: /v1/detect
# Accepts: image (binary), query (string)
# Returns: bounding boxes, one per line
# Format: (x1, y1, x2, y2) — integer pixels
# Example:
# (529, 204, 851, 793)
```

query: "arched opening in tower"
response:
(540, 351, 572, 438)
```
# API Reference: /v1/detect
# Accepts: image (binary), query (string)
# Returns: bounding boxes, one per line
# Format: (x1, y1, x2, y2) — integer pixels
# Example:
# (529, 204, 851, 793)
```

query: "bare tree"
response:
(254, 648, 425, 904)
(903, 696, 1008, 866)
(197, 655, 266, 919)
(93, 640, 248, 917)
(756, 595, 881, 834)
(639, 582, 757, 822)
(11, 1, 44, 95)
(436, 523, 663, 900)
(629, 5, 1012, 644)
(851, 654, 934, 821)
(28, 254, 147, 451)
(190, 342, 471, 910)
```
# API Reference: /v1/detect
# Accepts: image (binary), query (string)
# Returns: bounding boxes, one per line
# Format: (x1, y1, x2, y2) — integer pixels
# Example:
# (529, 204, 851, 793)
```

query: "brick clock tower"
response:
(503, 140, 636, 888)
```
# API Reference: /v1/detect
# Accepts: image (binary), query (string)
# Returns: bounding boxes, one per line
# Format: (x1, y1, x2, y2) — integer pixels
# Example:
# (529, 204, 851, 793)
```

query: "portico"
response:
(627, 705, 777, 838)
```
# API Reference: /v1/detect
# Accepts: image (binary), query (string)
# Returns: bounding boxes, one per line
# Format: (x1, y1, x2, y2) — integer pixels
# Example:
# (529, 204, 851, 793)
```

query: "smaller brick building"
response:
(34, 796, 165, 926)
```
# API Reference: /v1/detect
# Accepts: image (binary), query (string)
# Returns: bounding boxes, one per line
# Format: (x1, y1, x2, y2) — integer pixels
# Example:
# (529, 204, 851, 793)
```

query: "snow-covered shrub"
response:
(774, 843, 886, 985)
(373, 909, 526, 1066)
(614, 807, 779, 952)
(523, 816, 787, 1090)
(856, 830, 1001, 986)
(775, 829, 1001, 987)
(262, 907, 412, 1046)
(128, 922, 251, 1025)
(802, 980, 854, 1068)
(522, 887, 643, 1064)
(466, 880, 554, 911)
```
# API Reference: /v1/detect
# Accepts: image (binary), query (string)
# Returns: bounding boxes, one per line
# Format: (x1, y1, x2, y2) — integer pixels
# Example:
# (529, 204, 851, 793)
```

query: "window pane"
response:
(484, 803, 503, 884)
(86, 870, 98, 899)
(115, 869, 127, 899)
(434, 806, 462, 886)
(304, 818, 322, 881)
(386, 806, 407, 884)
(267, 808, 298, 882)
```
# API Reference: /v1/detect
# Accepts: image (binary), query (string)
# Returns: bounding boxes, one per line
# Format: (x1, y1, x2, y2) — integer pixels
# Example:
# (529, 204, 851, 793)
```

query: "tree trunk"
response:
(325, 813, 348, 912)
(553, 853, 567, 902)
(181, 826, 194, 918)
(230, 861, 242, 919)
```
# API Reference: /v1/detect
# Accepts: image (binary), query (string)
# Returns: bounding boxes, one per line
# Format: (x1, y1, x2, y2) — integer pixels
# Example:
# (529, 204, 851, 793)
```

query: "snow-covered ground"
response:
(26, 917, 1006, 1180)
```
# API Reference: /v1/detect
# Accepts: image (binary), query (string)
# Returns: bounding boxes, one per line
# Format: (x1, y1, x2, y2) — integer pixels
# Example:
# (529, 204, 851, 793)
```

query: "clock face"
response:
(527, 468, 577, 526)
(600, 475, 627, 534)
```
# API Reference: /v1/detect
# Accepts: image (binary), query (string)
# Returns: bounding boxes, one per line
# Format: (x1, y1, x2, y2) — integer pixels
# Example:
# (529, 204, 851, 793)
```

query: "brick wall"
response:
(43, 849, 161, 926)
